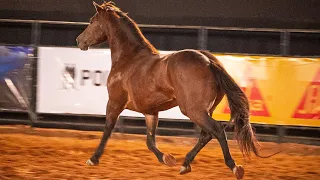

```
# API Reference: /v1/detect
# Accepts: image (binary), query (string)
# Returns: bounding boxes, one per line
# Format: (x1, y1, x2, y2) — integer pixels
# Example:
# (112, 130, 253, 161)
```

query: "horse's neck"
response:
(106, 19, 158, 65)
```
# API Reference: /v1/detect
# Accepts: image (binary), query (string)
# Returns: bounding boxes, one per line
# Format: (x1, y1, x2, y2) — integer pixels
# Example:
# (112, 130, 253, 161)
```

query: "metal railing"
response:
(2, 18, 320, 33)
(1, 18, 320, 55)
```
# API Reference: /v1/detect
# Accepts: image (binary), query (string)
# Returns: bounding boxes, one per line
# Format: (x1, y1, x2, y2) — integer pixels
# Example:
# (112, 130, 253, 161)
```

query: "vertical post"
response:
(197, 27, 208, 50)
(280, 31, 290, 56)
(278, 31, 290, 142)
(29, 21, 41, 126)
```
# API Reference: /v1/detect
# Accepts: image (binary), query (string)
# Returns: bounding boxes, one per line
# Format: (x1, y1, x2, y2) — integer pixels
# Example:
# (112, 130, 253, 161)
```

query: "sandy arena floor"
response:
(0, 125, 319, 180)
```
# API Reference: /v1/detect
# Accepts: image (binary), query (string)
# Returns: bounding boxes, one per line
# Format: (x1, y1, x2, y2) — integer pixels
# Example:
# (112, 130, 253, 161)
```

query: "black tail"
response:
(199, 50, 263, 158)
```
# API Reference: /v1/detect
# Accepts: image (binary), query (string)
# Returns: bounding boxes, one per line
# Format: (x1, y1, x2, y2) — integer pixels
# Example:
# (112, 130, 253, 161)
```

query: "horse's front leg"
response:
(86, 100, 125, 165)
(145, 113, 176, 167)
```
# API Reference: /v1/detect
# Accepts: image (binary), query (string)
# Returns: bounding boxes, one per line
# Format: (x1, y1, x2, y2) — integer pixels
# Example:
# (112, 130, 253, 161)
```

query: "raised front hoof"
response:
(180, 165, 191, 175)
(86, 158, 99, 166)
(162, 153, 176, 167)
(233, 165, 244, 180)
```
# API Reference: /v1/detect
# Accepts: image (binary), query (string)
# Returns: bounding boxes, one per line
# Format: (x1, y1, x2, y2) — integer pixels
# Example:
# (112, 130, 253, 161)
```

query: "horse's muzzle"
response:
(79, 44, 89, 51)
(76, 39, 89, 51)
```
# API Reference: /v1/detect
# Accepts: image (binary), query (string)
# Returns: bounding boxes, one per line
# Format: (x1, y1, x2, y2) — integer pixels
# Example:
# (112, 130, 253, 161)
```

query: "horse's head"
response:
(77, 1, 158, 54)
(76, 1, 112, 51)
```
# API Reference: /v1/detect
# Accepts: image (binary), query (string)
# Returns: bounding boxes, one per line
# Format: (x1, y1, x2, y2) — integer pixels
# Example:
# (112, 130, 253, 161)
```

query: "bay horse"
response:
(76, 1, 262, 179)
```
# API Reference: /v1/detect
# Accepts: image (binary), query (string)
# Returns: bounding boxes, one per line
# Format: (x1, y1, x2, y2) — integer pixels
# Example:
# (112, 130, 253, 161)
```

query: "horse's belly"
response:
(125, 93, 177, 114)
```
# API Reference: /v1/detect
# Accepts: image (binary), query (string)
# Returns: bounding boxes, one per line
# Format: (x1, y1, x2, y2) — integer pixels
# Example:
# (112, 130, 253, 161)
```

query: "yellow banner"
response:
(211, 54, 320, 127)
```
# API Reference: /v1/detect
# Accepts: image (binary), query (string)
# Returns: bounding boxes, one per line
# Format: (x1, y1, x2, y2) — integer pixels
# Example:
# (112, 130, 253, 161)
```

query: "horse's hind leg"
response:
(180, 129, 212, 174)
(168, 54, 243, 178)
(212, 119, 244, 180)
(145, 114, 176, 167)
(180, 88, 225, 174)
(181, 112, 244, 179)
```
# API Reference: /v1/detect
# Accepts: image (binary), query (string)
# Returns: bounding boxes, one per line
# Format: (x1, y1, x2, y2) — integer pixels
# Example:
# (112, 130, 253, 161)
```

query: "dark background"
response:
(1, 0, 320, 55)
(1, 0, 320, 29)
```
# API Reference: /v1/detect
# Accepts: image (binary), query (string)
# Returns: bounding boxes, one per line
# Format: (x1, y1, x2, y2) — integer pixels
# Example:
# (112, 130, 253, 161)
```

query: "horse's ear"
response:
(93, 1, 103, 13)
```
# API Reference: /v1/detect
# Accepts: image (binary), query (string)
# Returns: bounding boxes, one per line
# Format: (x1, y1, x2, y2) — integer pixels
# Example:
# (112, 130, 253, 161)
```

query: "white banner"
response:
(37, 47, 189, 119)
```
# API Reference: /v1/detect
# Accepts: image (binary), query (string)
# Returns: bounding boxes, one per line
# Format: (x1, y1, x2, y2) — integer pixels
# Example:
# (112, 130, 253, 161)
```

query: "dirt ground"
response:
(0, 125, 319, 180)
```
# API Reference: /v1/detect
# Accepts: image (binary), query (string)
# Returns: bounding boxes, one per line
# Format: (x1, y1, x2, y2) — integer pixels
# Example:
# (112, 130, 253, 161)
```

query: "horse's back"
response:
(166, 49, 215, 82)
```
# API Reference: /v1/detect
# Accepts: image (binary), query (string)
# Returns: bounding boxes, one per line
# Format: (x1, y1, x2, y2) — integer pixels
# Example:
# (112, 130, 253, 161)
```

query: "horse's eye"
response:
(89, 21, 93, 24)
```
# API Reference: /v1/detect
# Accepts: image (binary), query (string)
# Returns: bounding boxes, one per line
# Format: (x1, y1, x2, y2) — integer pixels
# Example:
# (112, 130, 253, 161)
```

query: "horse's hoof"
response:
(162, 153, 176, 167)
(86, 159, 98, 166)
(233, 165, 244, 180)
(180, 165, 191, 174)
